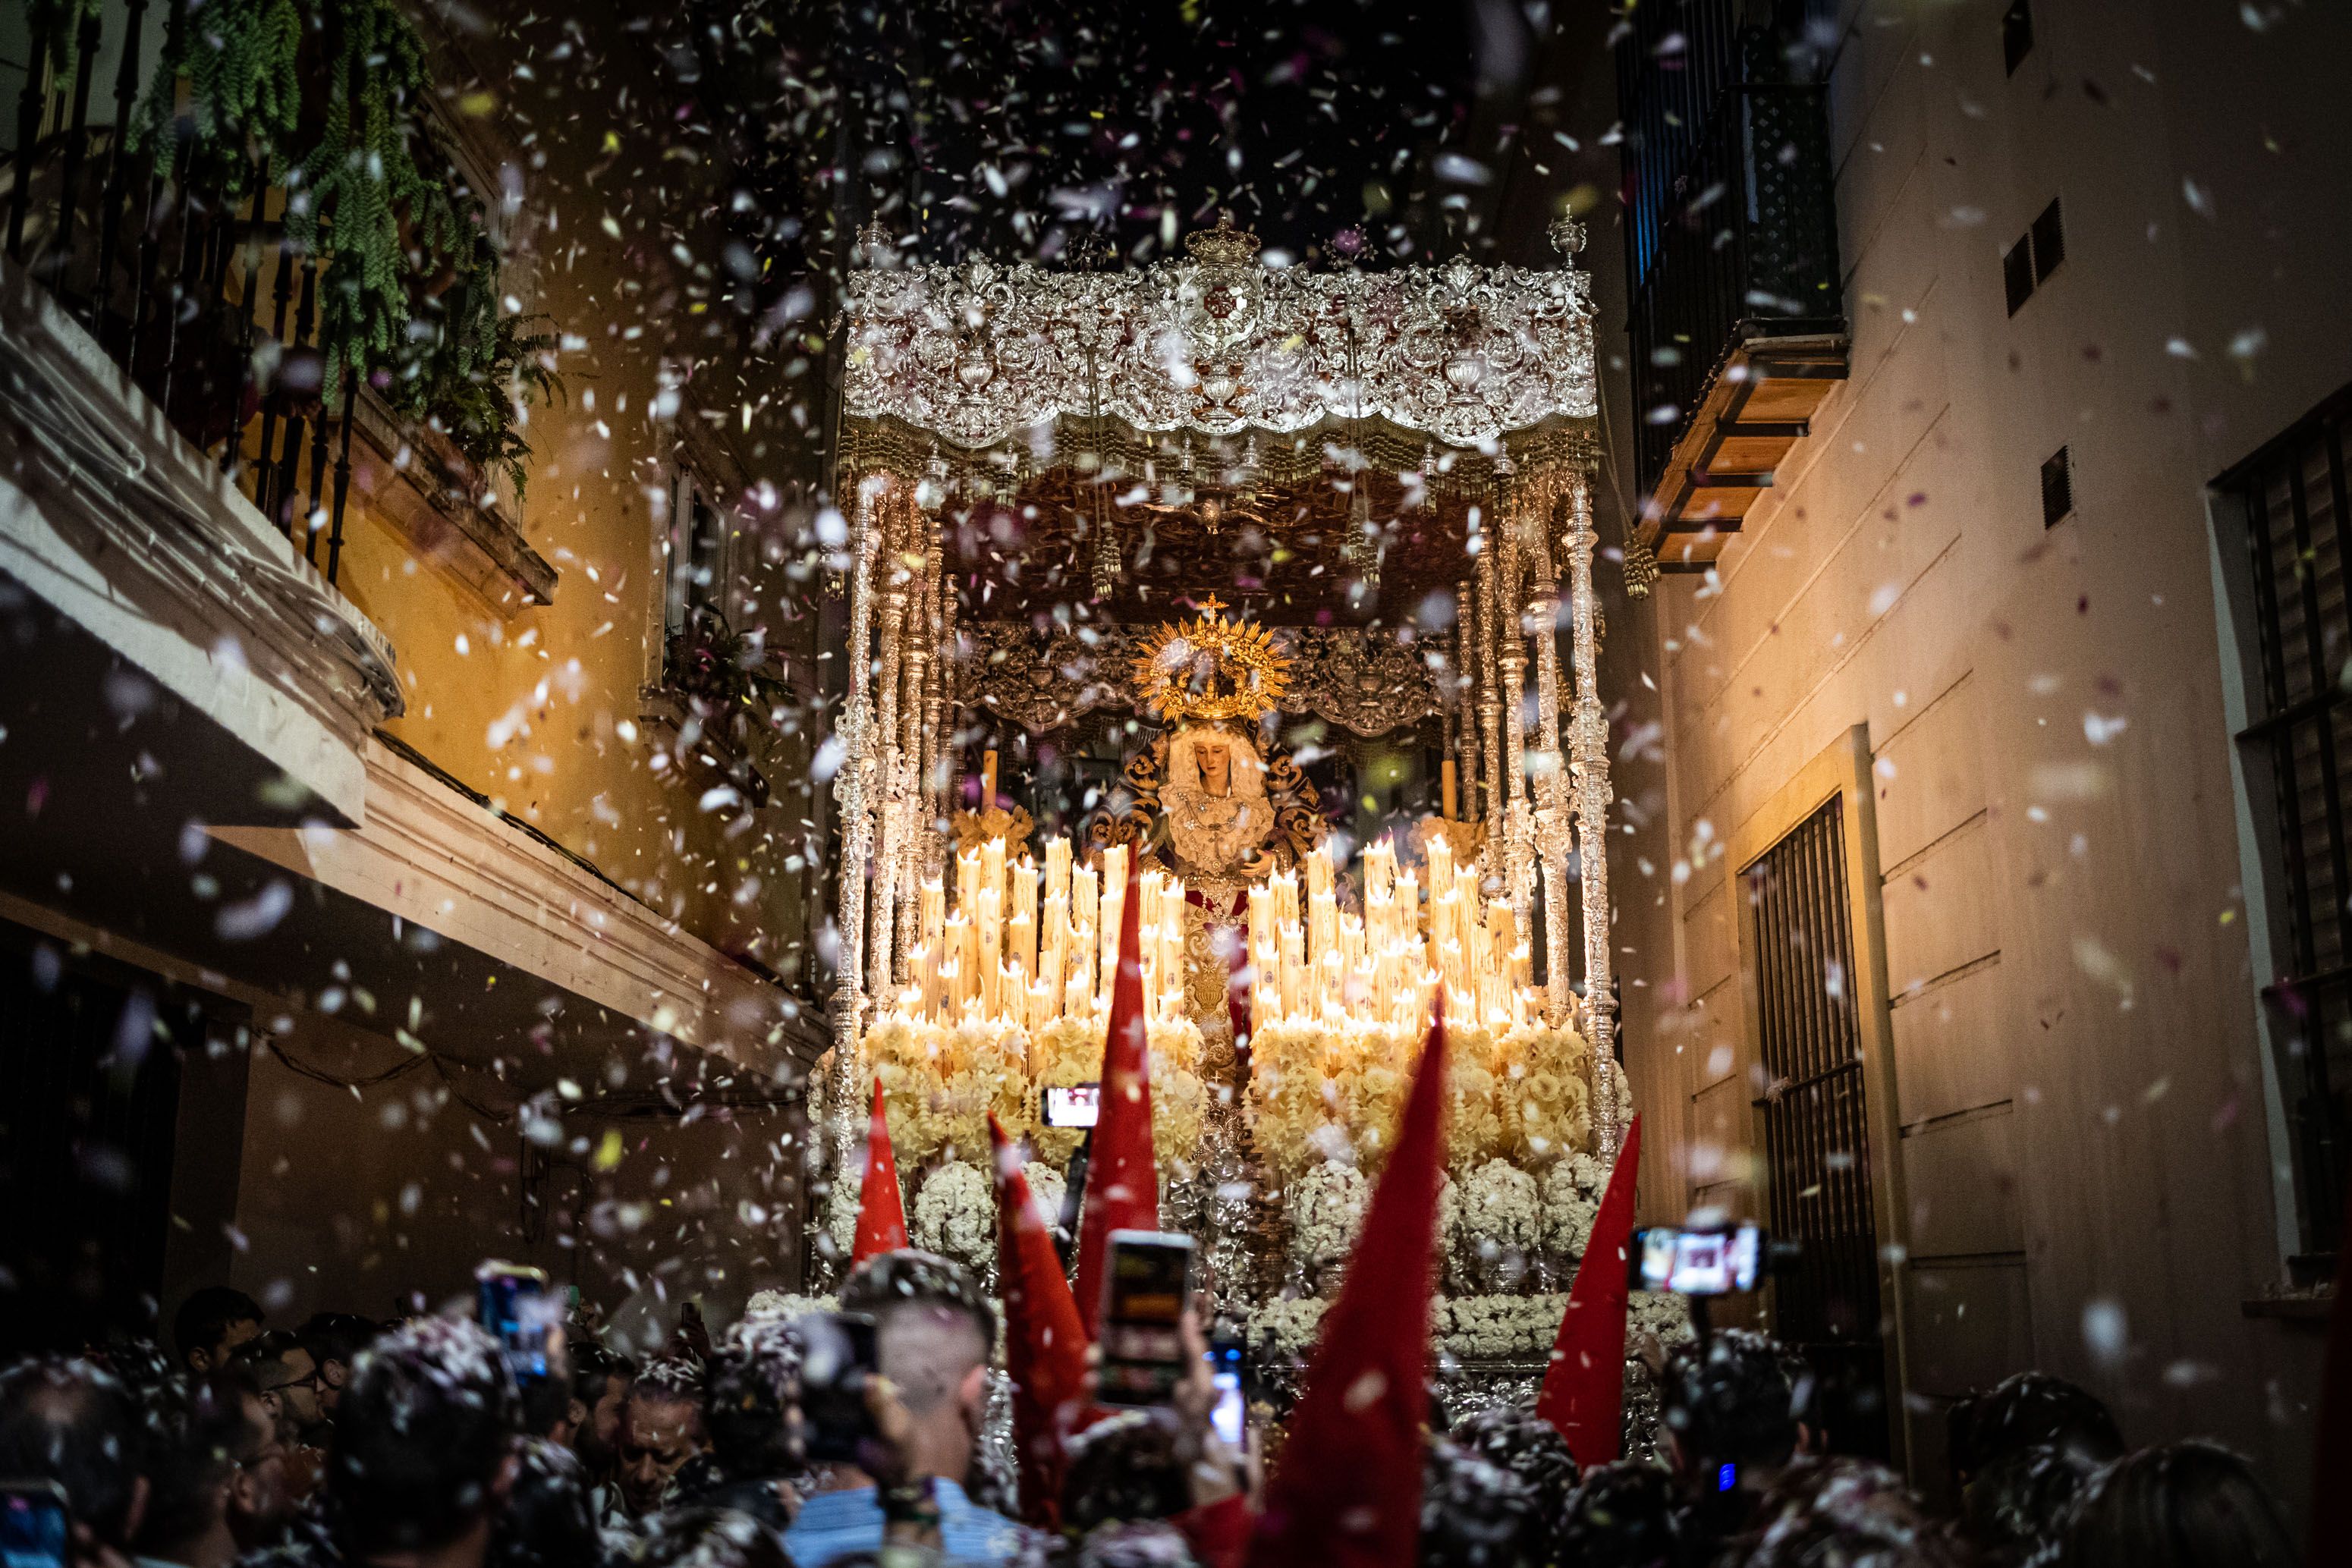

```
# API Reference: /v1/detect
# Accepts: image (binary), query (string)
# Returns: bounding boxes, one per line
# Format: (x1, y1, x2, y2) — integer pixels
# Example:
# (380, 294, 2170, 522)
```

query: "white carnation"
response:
(913, 1161, 997, 1271)
(1287, 1159, 1369, 1277)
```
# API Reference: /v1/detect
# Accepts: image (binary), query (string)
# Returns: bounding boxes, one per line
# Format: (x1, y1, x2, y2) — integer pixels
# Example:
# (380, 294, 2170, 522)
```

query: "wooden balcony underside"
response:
(1644, 332, 1850, 575)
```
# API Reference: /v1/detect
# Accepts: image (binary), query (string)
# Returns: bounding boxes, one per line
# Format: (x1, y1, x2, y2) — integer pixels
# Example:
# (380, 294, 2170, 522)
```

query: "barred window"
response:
(2218, 382, 2352, 1258)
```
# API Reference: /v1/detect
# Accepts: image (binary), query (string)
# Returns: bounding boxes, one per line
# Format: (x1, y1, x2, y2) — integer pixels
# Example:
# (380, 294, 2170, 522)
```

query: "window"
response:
(2030, 198, 2066, 280)
(1744, 799, 1891, 1459)
(2001, 0, 2034, 75)
(2002, 239, 2035, 316)
(2002, 197, 2066, 315)
(2216, 382, 2352, 1255)
(2041, 446, 2073, 527)
(663, 467, 733, 671)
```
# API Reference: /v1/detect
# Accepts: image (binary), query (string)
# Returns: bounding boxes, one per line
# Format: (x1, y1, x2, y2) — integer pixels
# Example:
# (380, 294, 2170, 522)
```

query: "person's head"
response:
(294, 1315, 376, 1421)
(489, 1436, 599, 1568)
(1418, 1435, 1537, 1568)
(1948, 1372, 2124, 1489)
(1555, 1460, 1696, 1568)
(565, 1345, 634, 1472)
(173, 1290, 263, 1375)
(704, 1317, 804, 1484)
(837, 1250, 997, 1486)
(2052, 1441, 2294, 1568)
(326, 1316, 519, 1559)
(1962, 1441, 2102, 1566)
(134, 1366, 288, 1566)
(1450, 1406, 1578, 1560)
(1659, 1329, 1810, 1491)
(0, 1358, 149, 1556)
(1719, 1457, 1967, 1568)
(619, 1356, 709, 1517)
(231, 1332, 325, 1443)
(1060, 1409, 1192, 1532)
(634, 1507, 792, 1568)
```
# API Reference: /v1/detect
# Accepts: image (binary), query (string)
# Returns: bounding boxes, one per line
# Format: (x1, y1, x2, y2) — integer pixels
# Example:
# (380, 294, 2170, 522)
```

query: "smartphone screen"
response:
(1209, 1334, 1245, 1447)
(476, 1262, 561, 1383)
(1099, 1230, 1193, 1406)
(1632, 1224, 1763, 1295)
(1042, 1083, 1101, 1128)
(797, 1310, 879, 1463)
(2, 1485, 70, 1568)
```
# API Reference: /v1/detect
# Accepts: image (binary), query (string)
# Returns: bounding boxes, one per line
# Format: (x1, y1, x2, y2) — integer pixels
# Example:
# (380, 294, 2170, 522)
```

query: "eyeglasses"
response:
(263, 1369, 325, 1396)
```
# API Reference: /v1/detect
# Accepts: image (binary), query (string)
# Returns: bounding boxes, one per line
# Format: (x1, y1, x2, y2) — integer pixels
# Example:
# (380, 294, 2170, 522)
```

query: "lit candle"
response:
(1071, 865, 1099, 1004)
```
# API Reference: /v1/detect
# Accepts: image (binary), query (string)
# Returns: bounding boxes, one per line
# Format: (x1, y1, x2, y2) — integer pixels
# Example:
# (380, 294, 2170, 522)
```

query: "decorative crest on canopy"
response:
(839, 219, 1598, 451)
(1130, 596, 1293, 724)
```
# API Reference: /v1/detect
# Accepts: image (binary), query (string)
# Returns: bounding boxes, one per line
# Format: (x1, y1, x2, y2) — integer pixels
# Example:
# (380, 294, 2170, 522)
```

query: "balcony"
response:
(1624, 27, 1847, 577)
(2, 1, 554, 608)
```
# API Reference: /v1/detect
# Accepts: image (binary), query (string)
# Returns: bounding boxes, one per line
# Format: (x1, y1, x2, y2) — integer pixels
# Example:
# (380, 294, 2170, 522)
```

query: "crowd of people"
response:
(0, 1257, 2304, 1568)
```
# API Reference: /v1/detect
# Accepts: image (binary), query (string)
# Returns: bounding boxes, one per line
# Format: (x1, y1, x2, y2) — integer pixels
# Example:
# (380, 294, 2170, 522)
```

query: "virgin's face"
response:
(1198, 741, 1231, 795)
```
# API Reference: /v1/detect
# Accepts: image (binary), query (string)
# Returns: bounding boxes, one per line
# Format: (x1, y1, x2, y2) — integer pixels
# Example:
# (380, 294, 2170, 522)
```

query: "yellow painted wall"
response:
(318, 21, 822, 979)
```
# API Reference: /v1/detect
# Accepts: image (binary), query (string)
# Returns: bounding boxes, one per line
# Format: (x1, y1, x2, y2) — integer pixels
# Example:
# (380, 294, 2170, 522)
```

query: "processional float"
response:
(818, 212, 1628, 1322)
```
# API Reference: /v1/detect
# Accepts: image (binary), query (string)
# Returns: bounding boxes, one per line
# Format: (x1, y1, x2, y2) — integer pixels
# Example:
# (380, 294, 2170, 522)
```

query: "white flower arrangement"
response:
(825, 1175, 862, 1259)
(1244, 1288, 1692, 1365)
(1453, 1158, 1542, 1291)
(744, 1290, 838, 1321)
(1541, 1151, 1608, 1259)
(1628, 1290, 1696, 1347)
(1019, 1162, 1067, 1230)
(913, 1161, 997, 1271)
(1286, 1159, 1369, 1280)
(1246, 1296, 1330, 1359)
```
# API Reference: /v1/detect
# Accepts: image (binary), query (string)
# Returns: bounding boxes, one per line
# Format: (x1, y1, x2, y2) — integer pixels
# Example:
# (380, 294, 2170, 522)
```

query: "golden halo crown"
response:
(1131, 596, 1291, 724)
(1184, 212, 1263, 268)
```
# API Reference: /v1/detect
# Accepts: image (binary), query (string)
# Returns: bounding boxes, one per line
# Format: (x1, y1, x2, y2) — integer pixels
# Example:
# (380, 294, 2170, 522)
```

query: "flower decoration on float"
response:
(1130, 595, 1291, 723)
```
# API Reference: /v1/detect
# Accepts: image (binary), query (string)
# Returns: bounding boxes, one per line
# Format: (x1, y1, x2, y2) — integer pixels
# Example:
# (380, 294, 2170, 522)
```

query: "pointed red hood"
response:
(849, 1079, 910, 1265)
(1074, 850, 1158, 1337)
(989, 1113, 1091, 1528)
(1536, 1114, 1643, 1466)
(1247, 992, 1451, 1568)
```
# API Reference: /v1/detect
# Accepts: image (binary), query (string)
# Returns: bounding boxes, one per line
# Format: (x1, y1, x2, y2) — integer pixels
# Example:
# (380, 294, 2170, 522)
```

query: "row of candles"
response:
(896, 837, 1190, 1031)
(881, 829, 1547, 1040)
(1247, 834, 1537, 1034)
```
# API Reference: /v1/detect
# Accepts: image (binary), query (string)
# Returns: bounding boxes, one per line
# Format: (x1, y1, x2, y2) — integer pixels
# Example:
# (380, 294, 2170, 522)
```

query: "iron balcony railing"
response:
(5, 1, 360, 583)
(1621, 29, 1844, 496)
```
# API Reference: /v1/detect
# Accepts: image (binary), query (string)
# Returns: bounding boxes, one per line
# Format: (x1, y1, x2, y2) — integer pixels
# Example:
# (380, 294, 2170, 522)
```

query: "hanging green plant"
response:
(133, 0, 559, 507)
(27, 0, 105, 75)
(288, 0, 467, 385)
(389, 247, 565, 502)
(132, 0, 303, 193)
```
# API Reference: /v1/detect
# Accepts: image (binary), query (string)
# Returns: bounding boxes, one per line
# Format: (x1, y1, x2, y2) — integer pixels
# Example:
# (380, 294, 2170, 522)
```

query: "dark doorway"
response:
(0, 922, 234, 1356)
(1743, 799, 1892, 1460)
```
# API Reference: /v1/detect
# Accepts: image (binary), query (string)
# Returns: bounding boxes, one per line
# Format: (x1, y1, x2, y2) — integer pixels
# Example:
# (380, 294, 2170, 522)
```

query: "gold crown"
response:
(1131, 595, 1291, 723)
(1184, 212, 1262, 268)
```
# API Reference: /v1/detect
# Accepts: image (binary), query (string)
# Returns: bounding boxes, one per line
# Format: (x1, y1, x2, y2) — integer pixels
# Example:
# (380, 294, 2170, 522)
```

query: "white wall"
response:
(1627, 0, 2346, 1500)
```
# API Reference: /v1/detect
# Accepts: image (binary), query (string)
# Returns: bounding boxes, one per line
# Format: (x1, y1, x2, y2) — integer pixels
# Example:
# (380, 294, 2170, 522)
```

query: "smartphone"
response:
(476, 1261, 563, 1384)
(797, 1311, 879, 1463)
(1629, 1224, 1763, 1296)
(1098, 1230, 1193, 1406)
(1, 1481, 70, 1568)
(1042, 1083, 1100, 1129)
(1209, 1332, 1246, 1447)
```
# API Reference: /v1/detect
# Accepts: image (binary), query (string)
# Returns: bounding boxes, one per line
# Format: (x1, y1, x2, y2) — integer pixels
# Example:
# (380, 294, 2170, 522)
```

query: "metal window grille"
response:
(1744, 798, 1891, 1457)
(2042, 446, 2074, 527)
(2218, 382, 2352, 1258)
